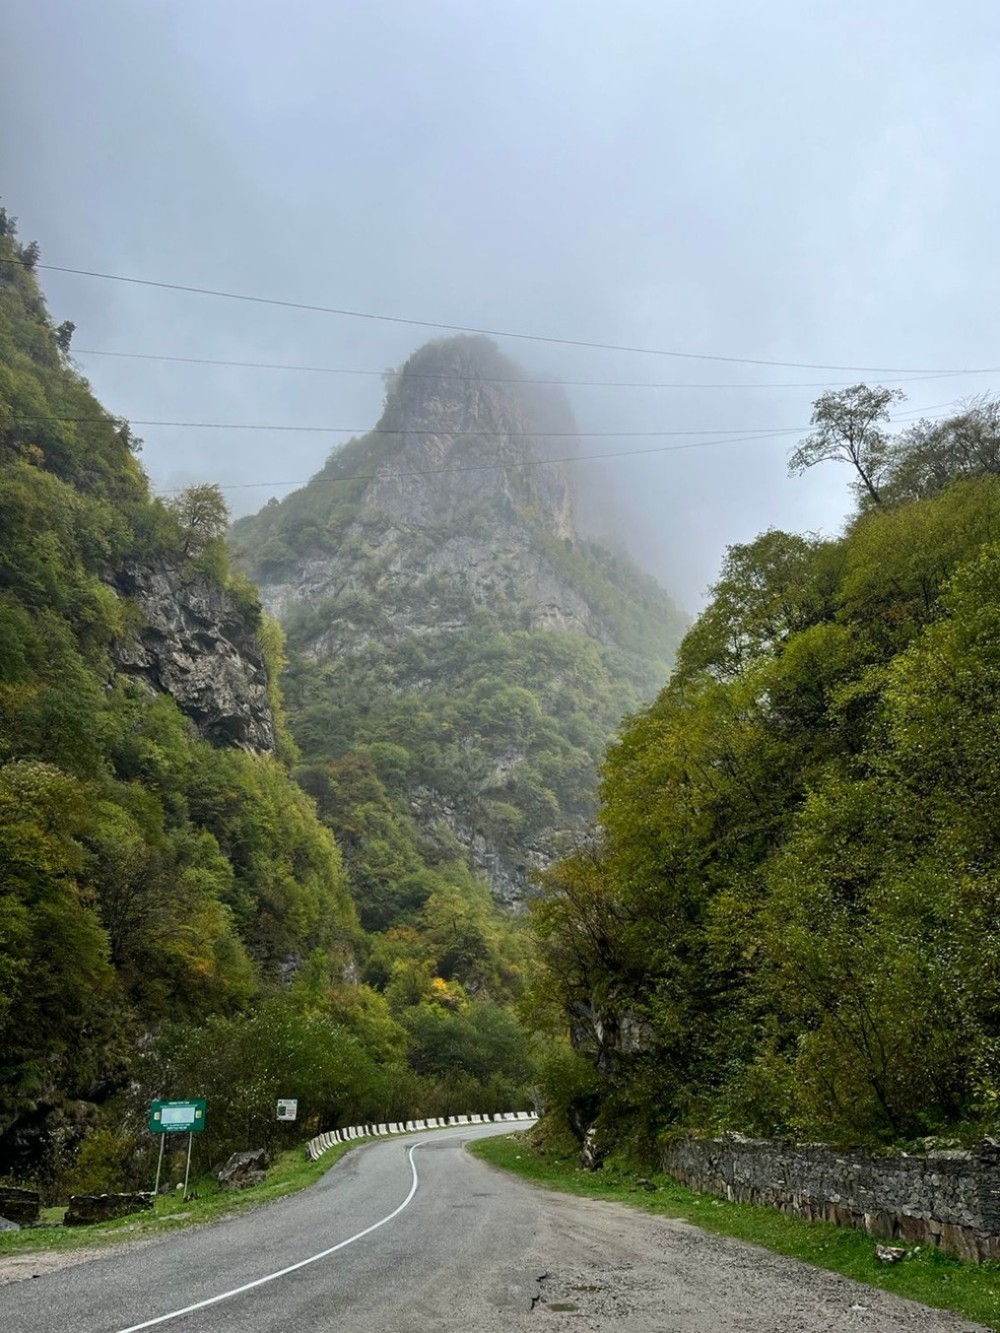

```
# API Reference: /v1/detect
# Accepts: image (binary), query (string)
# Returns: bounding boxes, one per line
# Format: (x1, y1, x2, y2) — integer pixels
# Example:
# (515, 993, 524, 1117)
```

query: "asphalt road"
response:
(1, 1122, 988, 1333)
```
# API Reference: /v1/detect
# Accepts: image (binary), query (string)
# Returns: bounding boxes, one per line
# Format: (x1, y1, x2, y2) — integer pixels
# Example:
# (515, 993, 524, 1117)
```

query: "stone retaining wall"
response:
(0, 1186, 41, 1226)
(662, 1134, 1000, 1263)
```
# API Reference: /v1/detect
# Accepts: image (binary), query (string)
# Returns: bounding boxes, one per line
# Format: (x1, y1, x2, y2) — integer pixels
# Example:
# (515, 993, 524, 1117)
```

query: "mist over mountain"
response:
(234, 336, 687, 917)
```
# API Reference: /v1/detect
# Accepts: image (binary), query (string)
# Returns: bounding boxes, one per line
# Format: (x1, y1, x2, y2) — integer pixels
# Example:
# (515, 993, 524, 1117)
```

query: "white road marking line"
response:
(112, 1141, 426, 1332)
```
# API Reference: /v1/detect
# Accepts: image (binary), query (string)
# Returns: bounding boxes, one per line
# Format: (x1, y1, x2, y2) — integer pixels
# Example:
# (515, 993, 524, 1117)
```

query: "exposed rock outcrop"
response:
(233, 335, 686, 910)
(252, 341, 592, 649)
(568, 999, 655, 1076)
(409, 787, 549, 907)
(112, 563, 275, 752)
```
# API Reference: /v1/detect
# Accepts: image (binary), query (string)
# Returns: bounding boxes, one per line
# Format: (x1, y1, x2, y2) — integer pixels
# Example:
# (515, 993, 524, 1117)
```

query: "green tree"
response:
(0, 763, 121, 1153)
(149, 1001, 381, 1162)
(788, 384, 905, 505)
(879, 397, 1000, 506)
(532, 412, 1000, 1151)
(168, 483, 229, 559)
(674, 530, 832, 683)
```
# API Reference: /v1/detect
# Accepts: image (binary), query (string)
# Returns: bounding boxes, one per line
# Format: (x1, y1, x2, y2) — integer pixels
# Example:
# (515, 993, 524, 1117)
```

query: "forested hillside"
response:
(0, 216, 538, 1195)
(533, 387, 1000, 1157)
(233, 336, 687, 960)
(0, 210, 371, 1188)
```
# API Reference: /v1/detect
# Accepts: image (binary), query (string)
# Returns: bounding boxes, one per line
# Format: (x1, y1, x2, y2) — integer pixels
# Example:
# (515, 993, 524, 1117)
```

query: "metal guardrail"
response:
(305, 1111, 535, 1161)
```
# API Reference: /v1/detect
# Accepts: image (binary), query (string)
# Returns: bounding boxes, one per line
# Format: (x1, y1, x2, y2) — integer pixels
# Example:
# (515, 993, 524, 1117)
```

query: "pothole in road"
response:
(529, 1267, 635, 1320)
(529, 1272, 550, 1310)
(529, 1273, 582, 1313)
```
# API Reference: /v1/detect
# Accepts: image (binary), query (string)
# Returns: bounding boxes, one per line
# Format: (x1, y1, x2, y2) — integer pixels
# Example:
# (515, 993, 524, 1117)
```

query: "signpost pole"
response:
(152, 1133, 166, 1198)
(183, 1131, 194, 1201)
(148, 1099, 206, 1200)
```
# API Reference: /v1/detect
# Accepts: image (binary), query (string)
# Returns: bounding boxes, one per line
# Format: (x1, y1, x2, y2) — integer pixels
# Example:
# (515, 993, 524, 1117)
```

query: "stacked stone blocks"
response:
(662, 1134, 1000, 1263)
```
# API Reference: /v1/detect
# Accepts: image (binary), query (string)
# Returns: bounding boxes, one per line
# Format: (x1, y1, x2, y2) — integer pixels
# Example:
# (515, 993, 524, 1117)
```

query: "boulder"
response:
(65, 1193, 153, 1226)
(875, 1245, 907, 1264)
(217, 1148, 270, 1190)
(580, 1127, 605, 1172)
(0, 1186, 41, 1226)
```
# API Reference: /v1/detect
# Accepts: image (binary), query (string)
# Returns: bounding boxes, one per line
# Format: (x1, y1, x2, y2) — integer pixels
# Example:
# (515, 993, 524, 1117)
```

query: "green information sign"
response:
(149, 1099, 207, 1134)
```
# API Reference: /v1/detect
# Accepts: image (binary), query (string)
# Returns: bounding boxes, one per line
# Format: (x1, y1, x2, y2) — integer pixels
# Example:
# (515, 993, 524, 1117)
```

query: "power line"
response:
(16, 416, 803, 437)
(154, 401, 964, 494)
(166, 429, 808, 493)
(73, 346, 980, 393)
(4, 255, 996, 376)
(14, 395, 965, 439)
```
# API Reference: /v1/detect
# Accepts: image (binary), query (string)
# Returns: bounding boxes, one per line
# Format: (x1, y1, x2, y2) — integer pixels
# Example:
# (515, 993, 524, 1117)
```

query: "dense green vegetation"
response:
(233, 337, 685, 987)
(0, 214, 537, 1199)
(229, 339, 688, 1176)
(473, 1134, 1000, 1329)
(285, 618, 668, 930)
(0, 1138, 361, 1259)
(0, 209, 363, 1188)
(532, 387, 1000, 1155)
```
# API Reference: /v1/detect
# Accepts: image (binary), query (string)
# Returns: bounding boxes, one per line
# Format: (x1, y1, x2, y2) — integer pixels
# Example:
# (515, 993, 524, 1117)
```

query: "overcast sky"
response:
(3, 0, 999, 606)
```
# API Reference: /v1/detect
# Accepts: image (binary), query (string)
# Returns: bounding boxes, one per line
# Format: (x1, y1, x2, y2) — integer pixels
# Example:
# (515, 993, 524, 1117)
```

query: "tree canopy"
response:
(788, 383, 904, 505)
(0, 218, 537, 1195)
(534, 391, 1000, 1151)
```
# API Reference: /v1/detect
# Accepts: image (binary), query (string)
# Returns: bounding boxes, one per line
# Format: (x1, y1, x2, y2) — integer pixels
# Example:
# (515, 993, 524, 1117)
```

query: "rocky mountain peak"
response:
(232, 336, 686, 907)
(335, 334, 577, 544)
(240, 336, 596, 640)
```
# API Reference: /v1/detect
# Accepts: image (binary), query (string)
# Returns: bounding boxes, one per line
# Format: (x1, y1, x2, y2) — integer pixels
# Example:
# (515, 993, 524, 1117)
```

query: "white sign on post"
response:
(276, 1098, 298, 1121)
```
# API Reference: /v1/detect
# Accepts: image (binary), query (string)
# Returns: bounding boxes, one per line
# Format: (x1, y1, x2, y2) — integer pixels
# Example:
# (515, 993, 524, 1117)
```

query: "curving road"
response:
(1, 1122, 987, 1332)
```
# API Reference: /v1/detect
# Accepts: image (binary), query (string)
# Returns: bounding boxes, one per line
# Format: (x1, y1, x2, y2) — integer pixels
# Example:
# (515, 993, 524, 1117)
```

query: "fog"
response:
(3, 0, 999, 607)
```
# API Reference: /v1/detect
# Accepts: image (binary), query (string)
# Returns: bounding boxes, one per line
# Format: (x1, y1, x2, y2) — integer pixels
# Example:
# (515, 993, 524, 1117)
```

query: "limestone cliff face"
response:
(233, 336, 686, 908)
(253, 337, 608, 651)
(112, 563, 276, 752)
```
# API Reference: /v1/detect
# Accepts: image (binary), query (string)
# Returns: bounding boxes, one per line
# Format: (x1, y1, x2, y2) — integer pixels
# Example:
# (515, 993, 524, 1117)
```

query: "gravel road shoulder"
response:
(479, 1186, 991, 1332)
(0, 1241, 141, 1287)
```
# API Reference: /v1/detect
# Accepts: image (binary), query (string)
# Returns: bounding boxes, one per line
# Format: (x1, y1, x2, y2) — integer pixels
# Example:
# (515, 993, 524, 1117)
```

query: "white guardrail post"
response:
(304, 1110, 535, 1160)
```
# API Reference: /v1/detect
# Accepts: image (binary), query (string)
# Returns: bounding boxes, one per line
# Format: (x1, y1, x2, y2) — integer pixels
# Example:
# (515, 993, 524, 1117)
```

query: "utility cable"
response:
(155, 401, 966, 493)
(13, 396, 967, 438)
(3, 256, 997, 375)
(165, 429, 808, 492)
(72, 346, 980, 393)
(16, 417, 803, 437)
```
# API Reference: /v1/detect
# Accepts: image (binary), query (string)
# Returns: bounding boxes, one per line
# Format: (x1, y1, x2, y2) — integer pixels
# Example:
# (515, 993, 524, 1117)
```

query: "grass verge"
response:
(0, 1139, 360, 1259)
(470, 1133, 1000, 1330)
